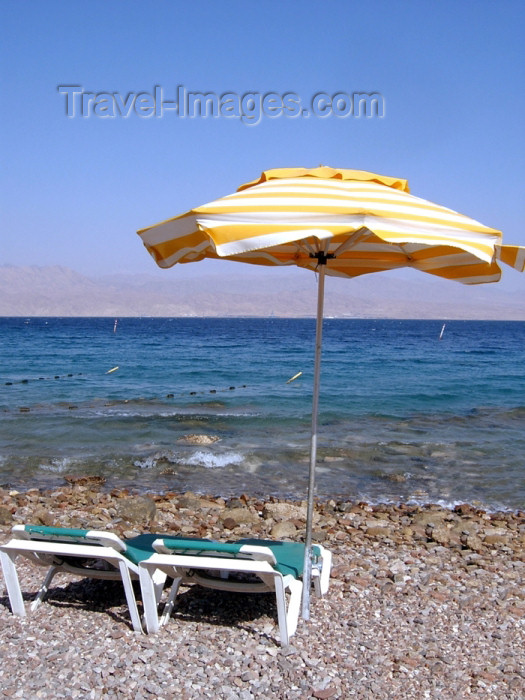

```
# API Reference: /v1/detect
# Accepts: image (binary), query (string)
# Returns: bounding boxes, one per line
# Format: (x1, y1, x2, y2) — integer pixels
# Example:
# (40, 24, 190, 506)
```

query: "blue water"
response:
(1, 317, 524, 510)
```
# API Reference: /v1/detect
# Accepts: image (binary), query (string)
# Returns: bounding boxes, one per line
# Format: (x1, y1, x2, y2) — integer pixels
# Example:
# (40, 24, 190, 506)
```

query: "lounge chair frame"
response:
(138, 538, 332, 645)
(0, 525, 164, 633)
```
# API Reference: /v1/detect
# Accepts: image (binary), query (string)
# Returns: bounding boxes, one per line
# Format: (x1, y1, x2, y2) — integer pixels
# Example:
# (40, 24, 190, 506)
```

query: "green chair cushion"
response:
(238, 539, 320, 578)
(123, 534, 166, 565)
(159, 537, 242, 556)
(154, 535, 320, 579)
(23, 525, 90, 541)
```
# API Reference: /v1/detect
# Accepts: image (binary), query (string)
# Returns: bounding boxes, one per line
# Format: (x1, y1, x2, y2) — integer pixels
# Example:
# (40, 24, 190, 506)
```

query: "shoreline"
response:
(1, 481, 524, 698)
(1, 479, 524, 562)
(1, 474, 523, 517)
(1, 477, 524, 525)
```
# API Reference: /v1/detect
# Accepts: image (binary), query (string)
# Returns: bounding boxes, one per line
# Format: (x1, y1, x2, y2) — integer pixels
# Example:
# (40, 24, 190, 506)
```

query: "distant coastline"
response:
(1, 264, 524, 320)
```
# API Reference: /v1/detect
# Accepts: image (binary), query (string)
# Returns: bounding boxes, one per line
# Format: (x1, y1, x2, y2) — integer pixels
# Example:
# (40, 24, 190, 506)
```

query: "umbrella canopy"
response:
(138, 166, 524, 282)
(138, 166, 524, 619)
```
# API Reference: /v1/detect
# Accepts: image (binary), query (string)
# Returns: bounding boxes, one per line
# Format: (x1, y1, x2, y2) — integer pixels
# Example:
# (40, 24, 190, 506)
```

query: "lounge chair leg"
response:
(0, 551, 26, 617)
(311, 547, 333, 598)
(286, 577, 302, 639)
(312, 569, 321, 597)
(274, 575, 290, 646)
(151, 569, 168, 607)
(118, 562, 143, 633)
(30, 565, 59, 612)
(139, 565, 162, 634)
(159, 576, 182, 627)
(318, 548, 332, 596)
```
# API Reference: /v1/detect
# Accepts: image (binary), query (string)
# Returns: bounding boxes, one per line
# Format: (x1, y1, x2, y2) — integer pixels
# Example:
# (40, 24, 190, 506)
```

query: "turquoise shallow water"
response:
(1, 317, 524, 510)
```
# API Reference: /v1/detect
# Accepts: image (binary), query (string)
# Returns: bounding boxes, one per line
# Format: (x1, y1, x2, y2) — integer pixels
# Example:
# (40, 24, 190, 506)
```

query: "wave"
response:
(178, 450, 246, 469)
(38, 457, 78, 473)
(133, 449, 247, 470)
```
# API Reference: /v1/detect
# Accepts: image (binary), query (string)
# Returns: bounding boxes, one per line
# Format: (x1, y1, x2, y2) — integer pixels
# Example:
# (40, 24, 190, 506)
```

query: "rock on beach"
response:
(0, 485, 523, 699)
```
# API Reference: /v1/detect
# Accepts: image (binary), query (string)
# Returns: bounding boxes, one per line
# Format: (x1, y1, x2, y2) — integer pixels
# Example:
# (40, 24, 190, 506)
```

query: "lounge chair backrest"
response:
(152, 537, 278, 566)
(11, 525, 127, 553)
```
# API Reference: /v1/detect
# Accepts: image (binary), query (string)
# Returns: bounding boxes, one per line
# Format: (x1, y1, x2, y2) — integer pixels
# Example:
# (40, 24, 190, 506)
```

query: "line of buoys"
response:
(4, 373, 83, 386)
(9, 371, 300, 413)
(11, 383, 251, 414)
(4, 365, 127, 385)
(168, 384, 248, 399)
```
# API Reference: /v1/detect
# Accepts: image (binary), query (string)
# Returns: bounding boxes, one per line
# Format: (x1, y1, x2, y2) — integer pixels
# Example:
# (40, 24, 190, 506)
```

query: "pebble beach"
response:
(0, 479, 523, 699)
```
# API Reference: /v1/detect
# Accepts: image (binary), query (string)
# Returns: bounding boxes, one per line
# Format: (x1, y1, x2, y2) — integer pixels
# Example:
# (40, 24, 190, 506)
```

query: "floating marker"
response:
(286, 371, 303, 384)
(106, 366, 119, 374)
(439, 323, 446, 340)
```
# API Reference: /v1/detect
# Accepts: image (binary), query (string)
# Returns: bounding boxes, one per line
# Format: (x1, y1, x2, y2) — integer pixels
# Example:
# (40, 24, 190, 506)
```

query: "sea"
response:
(1, 317, 524, 512)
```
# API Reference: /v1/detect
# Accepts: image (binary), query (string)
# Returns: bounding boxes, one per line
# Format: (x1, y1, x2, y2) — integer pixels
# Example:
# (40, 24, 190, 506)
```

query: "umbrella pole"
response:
(301, 260, 326, 621)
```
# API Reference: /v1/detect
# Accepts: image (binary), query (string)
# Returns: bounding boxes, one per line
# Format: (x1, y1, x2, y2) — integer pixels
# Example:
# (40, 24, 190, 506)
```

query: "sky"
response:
(1, 1, 524, 293)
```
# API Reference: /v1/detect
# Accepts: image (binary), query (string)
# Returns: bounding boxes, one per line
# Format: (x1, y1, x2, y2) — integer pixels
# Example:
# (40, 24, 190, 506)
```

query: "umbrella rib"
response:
(397, 242, 415, 262)
(295, 240, 317, 257)
(331, 227, 368, 256)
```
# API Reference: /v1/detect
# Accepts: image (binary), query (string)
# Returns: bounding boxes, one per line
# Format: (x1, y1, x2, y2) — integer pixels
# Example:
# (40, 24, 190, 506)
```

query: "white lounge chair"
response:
(0, 525, 166, 633)
(138, 537, 332, 645)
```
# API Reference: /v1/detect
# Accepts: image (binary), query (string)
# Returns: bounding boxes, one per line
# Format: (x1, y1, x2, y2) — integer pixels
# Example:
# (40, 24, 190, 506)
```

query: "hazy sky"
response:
(1, 1, 524, 291)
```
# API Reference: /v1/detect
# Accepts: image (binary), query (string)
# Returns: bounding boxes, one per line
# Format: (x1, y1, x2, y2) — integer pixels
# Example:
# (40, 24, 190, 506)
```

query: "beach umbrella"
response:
(137, 166, 525, 619)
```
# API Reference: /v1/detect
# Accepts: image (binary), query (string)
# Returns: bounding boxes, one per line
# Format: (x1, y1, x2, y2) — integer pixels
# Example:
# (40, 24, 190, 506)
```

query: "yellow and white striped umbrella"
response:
(137, 166, 524, 622)
(138, 166, 525, 283)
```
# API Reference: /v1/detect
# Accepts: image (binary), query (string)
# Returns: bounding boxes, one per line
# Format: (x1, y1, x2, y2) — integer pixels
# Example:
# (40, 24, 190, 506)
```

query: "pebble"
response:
(0, 485, 523, 699)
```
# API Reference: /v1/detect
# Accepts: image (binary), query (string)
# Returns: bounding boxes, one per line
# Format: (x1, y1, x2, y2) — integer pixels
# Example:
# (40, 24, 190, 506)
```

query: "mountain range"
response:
(0, 264, 523, 319)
